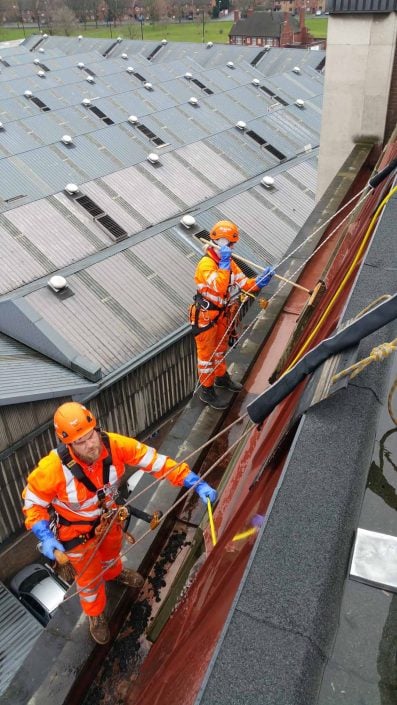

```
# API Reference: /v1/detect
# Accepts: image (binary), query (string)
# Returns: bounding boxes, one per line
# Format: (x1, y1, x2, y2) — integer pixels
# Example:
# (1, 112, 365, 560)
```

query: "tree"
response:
(52, 4, 77, 33)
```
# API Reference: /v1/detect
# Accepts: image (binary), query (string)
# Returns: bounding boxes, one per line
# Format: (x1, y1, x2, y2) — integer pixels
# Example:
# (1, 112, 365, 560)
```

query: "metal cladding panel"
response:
(107, 88, 160, 118)
(20, 106, 100, 142)
(263, 72, 322, 101)
(160, 77, 201, 104)
(0, 121, 45, 155)
(140, 152, 217, 206)
(266, 107, 320, 147)
(0, 220, 47, 293)
(207, 131, 278, 175)
(85, 123, 149, 166)
(62, 133, 127, 175)
(285, 100, 322, 133)
(252, 171, 317, 228)
(0, 334, 94, 403)
(0, 96, 41, 122)
(209, 86, 275, 121)
(0, 159, 46, 207)
(287, 158, 317, 193)
(14, 148, 88, 193)
(103, 165, 181, 224)
(177, 141, 248, 189)
(6, 199, 100, 267)
(137, 105, 208, 145)
(0, 582, 43, 696)
(255, 48, 326, 76)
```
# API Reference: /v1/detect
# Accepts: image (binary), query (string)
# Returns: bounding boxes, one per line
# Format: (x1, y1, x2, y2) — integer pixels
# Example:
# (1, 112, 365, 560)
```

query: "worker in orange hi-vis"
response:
(190, 220, 274, 410)
(22, 402, 217, 645)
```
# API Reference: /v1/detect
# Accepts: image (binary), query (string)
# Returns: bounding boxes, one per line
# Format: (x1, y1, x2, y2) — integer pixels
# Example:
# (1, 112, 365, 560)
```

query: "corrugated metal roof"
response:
(0, 581, 42, 695)
(0, 36, 323, 400)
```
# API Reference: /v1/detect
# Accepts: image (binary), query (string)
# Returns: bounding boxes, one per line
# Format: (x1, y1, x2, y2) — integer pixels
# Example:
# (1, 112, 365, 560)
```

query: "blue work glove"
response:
(256, 266, 275, 289)
(183, 471, 218, 505)
(31, 519, 65, 560)
(218, 245, 232, 271)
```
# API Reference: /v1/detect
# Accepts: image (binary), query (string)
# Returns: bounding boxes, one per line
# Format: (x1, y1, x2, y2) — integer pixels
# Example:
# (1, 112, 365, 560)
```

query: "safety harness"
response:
(56, 431, 113, 551)
(191, 253, 230, 337)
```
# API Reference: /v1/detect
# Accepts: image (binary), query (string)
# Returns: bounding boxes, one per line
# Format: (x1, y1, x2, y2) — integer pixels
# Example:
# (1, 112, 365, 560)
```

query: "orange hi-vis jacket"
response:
(190, 247, 260, 331)
(23, 431, 190, 536)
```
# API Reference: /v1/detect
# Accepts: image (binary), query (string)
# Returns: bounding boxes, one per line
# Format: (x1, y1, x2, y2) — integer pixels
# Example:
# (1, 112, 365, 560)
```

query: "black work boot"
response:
(214, 372, 243, 393)
(114, 568, 144, 589)
(89, 612, 110, 645)
(199, 385, 229, 410)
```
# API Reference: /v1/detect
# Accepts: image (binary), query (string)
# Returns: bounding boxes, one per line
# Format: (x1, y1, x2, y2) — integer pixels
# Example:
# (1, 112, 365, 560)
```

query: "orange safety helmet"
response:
(54, 402, 97, 444)
(209, 220, 239, 244)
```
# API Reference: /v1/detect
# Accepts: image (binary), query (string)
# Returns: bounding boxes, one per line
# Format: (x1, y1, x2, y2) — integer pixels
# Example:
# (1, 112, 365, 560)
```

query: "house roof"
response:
(230, 11, 300, 39)
(0, 37, 325, 405)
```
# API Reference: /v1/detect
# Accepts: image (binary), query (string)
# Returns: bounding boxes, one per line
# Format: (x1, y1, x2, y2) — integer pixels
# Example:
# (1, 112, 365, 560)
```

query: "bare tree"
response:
(52, 4, 77, 32)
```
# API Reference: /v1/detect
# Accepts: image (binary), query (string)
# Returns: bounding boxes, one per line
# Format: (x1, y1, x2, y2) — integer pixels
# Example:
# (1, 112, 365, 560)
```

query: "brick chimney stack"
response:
(234, 9, 240, 20)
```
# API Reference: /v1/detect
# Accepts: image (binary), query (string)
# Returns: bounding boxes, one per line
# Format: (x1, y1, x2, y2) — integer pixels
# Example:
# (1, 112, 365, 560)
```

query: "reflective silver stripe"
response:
(139, 447, 156, 469)
(58, 459, 79, 505)
(80, 593, 98, 603)
(109, 464, 118, 485)
(152, 454, 167, 473)
(23, 488, 50, 509)
(207, 272, 218, 286)
(198, 359, 213, 368)
(52, 499, 101, 518)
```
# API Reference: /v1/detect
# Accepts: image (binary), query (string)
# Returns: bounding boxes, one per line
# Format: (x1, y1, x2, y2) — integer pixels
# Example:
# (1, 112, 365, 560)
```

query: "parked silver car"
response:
(10, 563, 69, 627)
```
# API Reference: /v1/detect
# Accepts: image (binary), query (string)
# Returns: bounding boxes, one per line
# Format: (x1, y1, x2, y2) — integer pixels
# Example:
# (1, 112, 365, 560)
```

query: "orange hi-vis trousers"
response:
(65, 522, 123, 616)
(195, 311, 228, 388)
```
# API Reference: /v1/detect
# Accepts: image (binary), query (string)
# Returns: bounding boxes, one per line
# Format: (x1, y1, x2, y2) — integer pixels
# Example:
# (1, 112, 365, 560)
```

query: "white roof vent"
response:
(262, 175, 275, 189)
(180, 214, 196, 228)
(128, 115, 138, 124)
(292, 66, 301, 74)
(236, 120, 246, 130)
(64, 183, 79, 195)
(126, 66, 134, 73)
(82, 98, 91, 107)
(121, 52, 128, 59)
(61, 135, 73, 145)
(189, 96, 198, 106)
(161, 39, 167, 45)
(147, 153, 160, 164)
(86, 75, 95, 83)
(184, 72, 192, 80)
(117, 36, 122, 42)
(295, 98, 305, 109)
(0, 122, 4, 130)
(144, 82, 153, 90)
(77, 61, 85, 69)
(227, 61, 235, 69)
(264, 44, 271, 52)
(37, 70, 45, 77)
(48, 275, 68, 292)
(207, 41, 213, 48)
(43, 33, 48, 38)
(24, 90, 33, 98)
(252, 78, 260, 86)
(33, 58, 40, 65)
(78, 34, 83, 40)
(38, 47, 45, 53)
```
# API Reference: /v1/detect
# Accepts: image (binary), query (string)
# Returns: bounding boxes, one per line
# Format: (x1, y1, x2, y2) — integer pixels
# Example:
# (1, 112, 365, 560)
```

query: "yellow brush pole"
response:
(207, 499, 217, 546)
(232, 528, 257, 542)
(199, 238, 312, 295)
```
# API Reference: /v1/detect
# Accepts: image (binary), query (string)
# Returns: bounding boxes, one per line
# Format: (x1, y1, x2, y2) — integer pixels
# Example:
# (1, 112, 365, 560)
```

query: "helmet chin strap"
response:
(213, 237, 230, 247)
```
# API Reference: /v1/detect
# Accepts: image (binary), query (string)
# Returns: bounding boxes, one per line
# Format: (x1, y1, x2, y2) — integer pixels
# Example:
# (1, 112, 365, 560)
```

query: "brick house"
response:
(229, 8, 312, 46)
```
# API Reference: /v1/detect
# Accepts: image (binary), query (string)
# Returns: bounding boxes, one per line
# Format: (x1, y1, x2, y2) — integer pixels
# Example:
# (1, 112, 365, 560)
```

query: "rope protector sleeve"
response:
(369, 158, 397, 189)
(247, 292, 397, 424)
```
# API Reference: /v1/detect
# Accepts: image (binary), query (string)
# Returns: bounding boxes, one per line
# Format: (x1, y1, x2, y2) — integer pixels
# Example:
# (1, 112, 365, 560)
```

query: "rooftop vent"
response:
(189, 96, 198, 106)
(262, 175, 275, 189)
(86, 75, 95, 83)
(64, 183, 79, 195)
(24, 90, 32, 98)
(295, 98, 305, 109)
(48, 275, 67, 292)
(292, 66, 301, 74)
(126, 66, 134, 73)
(121, 52, 128, 59)
(161, 39, 167, 44)
(236, 120, 246, 130)
(61, 134, 73, 145)
(227, 61, 235, 69)
(0, 122, 4, 130)
(181, 214, 196, 228)
(77, 61, 85, 69)
(38, 47, 45, 53)
(264, 45, 271, 52)
(117, 36, 122, 42)
(33, 58, 40, 64)
(184, 72, 192, 80)
(78, 34, 83, 40)
(37, 70, 45, 77)
(207, 41, 213, 48)
(144, 81, 153, 90)
(128, 115, 138, 124)
(147, 152, 160, 164)
(252, 78, 260, 87)
(42, 33, 48, 38)
(82, 98, 91, 107)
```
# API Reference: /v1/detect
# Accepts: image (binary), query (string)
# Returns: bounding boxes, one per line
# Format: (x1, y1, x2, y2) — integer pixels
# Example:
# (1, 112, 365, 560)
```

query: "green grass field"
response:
(0, 16, 327, 43)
